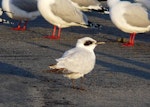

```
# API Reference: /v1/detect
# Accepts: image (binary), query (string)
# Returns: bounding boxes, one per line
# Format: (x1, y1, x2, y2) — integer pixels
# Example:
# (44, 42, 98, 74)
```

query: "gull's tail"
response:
(0, 18, 14, 24)
(0, 8, 14, 25)
(0, 8, 14, 15)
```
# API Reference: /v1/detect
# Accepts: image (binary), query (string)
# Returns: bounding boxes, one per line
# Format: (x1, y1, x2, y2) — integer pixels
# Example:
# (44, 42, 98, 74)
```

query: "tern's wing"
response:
(56, 49, 93, 73)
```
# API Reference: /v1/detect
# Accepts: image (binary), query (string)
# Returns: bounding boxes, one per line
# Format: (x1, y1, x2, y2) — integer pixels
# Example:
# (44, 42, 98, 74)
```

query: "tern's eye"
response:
(84, 40, 93, 46)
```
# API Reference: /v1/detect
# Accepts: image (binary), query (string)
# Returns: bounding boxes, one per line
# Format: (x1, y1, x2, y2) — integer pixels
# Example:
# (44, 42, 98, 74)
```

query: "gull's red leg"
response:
(57, 27, 61, 39)
(123, 33, 136, 46)
(44, 26, 60, 40)
(12, 21, 21, 30)
(131, 32, 136, 45)
(21, 21, 28, 31)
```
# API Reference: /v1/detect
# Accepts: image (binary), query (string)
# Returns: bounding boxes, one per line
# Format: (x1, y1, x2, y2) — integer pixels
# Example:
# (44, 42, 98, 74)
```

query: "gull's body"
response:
(2, 0, 40, 30)
(38, 0, 101, 39)
(107, 0, 150, 46)
(46, 37, 105, 89)
(134, 0, 150, 9)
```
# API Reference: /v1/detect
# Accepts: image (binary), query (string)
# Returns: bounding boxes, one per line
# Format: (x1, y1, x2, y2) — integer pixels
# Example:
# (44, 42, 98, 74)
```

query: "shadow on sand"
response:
(97, 52, 150, 80)
(0, 62, 36, 78)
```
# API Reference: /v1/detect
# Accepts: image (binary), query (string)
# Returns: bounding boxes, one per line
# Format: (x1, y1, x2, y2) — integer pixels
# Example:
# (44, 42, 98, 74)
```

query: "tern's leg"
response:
(123, 33, 136, 47)
(71, 77, 86, 91)
(79, 77, 86, 91)
(71, 79, 76, 89)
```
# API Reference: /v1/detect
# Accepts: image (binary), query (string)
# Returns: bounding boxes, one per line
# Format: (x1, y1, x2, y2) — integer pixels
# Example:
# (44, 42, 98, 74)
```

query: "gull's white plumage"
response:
(107, 0, 150, 46)
(2, 0, 40, 30)
(38, 0, 101, 39)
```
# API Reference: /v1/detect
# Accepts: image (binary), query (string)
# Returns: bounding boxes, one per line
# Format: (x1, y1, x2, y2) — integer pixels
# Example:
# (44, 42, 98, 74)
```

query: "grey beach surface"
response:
(0, 1, 150, 107)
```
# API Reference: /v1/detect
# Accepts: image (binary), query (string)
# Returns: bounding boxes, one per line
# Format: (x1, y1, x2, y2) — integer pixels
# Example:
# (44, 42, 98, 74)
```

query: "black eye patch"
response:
(84, 40, 93, 46)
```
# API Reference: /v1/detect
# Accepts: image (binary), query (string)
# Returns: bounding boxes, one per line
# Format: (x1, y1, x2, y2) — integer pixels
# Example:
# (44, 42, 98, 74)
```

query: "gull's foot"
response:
(123, 42, 134, 47)
(71, 86, 86, 91)
(12, 27, 26, 31)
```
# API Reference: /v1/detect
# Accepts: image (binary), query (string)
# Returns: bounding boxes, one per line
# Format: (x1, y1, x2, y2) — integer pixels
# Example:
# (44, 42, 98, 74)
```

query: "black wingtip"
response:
(91, 6, 109, 14)
(87, 21, 102, 30)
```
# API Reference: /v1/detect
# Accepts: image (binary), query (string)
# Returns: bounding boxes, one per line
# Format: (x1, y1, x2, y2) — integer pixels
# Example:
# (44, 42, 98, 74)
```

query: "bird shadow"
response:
(0, 61, 36, 78)
(25, 41, 64, 54)
(96, 52, 150, 80)
(84, 11, 110, 20)
(100, 25, 150, 43)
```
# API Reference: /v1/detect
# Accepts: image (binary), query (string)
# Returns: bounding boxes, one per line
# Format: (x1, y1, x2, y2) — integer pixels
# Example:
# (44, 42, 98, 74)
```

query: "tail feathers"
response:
(42, 64, 70, 74)
(0, 18, 14, 25)
(43, 68, 69, 74)
(0, 8, 14, 25)
(87, 21, 102, 29)
(0, 8, 14, 15)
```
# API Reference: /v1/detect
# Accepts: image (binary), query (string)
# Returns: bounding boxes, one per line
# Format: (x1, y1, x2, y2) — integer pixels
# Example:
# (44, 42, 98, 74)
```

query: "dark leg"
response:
(79, 77, 86, 91)
(71, 79, 76, 89)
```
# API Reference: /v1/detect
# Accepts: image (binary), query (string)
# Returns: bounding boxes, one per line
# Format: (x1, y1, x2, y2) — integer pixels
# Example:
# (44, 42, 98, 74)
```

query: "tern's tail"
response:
(42, 65, 69, 74)
(86, 21, 102, 29)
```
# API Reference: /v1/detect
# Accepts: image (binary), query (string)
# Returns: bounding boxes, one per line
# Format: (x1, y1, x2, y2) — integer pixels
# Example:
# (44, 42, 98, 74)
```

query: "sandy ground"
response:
(0, 2, 150, 107)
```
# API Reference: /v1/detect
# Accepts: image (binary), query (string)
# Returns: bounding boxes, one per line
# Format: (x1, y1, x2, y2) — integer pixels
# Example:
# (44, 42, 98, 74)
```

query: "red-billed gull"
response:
(107, 0, 150, 46)
(38, 0, 102, 39)
(2, 0, 40, 31)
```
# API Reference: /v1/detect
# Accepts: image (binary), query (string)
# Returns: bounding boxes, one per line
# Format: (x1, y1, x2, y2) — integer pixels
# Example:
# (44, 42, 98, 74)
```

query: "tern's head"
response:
(76, 37, 105, 51)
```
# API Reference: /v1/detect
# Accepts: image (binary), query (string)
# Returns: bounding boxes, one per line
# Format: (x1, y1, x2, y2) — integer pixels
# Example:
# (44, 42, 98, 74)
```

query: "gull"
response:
(107, 0, 150, 46)
(134, 0, 150, 10)
(44, 37, 105, 89)
(2, 0, 40, 31)
(38, 0, 102, 39)
(70, 0, 109, 14)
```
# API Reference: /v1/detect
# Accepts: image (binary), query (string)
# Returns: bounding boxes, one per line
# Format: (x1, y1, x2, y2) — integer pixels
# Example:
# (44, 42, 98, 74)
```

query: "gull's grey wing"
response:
(11, 0, 38, 12)
(71, 0, 100, 7)
(135, 0, 150, 9)
(123, 3, 150, 27)
(50, 0, 88, 24)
